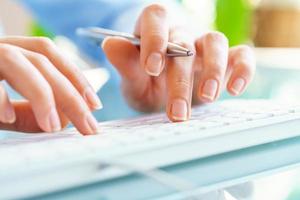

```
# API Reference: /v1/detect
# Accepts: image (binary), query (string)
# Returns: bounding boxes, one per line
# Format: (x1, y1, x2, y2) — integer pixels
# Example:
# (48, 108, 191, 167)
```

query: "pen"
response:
(76, 27, 194, 57)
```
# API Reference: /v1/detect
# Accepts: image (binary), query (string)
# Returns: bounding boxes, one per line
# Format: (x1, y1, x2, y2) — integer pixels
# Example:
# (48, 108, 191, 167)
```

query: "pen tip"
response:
(187, 51, 194, 57)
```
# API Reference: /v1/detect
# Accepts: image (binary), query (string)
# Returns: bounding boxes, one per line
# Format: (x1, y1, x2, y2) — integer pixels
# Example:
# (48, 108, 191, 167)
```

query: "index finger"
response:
(0, 37, 102, 110)
(135, 4, 169, 76)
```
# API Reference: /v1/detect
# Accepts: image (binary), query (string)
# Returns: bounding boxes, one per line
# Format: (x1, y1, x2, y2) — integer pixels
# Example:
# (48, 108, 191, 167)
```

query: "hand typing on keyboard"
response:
(102, 4, 256, 122)
(0, 4, 255, 136)
(0, 37, 101, 135)
(1, 100, 299, 200)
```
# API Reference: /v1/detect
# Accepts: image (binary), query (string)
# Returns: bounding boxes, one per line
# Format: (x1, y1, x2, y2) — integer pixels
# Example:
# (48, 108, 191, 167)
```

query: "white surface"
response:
(2, 100, 300, 199)
(1, 100, 300, 170)
(255, 48, 300, 69)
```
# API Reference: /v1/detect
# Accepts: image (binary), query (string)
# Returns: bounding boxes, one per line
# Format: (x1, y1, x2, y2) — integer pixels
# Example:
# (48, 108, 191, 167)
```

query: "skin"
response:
(0, 37, 102, 135)
(0, 4, 255, 135)
(102, 4, 256, 122)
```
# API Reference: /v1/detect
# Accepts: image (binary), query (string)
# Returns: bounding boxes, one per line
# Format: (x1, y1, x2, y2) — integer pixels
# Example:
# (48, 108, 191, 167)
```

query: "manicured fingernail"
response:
(4, 106, 15, 124)
(86, 113, 99, 134)
(84, 87, 103, 110)
(202, 79, 218, 101)
(101, 37, 110, 49)
(145, 52, 163, 76)
(48, 108, 61, 132)
(231, 78, 245, 95)
(171, 99, 188, 121)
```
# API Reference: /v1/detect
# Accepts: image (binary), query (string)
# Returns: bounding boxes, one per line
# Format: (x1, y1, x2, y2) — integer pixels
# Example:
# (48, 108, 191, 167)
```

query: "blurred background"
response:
(1, 0, 300, 199)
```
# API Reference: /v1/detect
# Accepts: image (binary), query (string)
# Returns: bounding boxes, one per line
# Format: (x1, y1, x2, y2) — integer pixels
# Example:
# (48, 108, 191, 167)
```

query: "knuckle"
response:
(206, 59, 226, 71)
(60, 100, 86, 119)
(148, 34, 166, 48)
(205, 31, 228, 45)
(241, 45, 255, 62)
(76, 109, 88, 120)
(35, 37, 53, 45)
(237, 44, 252, 53)
(34, 37, 55, 52)
(35, 53, 50, 65)
(59, 91, 87, 117)
(233, 45, 254, 57)
(236, 60, 255, 75)
(31, 92, 54, 114)
(0, 44, 16, 61)
(73, 70, 88, 87)
(58, 100, 72, 114)
(173, 77, 190, 94)
(36, 85, 53, 104)
(144, 4, 167, 18)
(29, 78, 53, 103)
(231, 45, 255, 67)
(206, 66, 224, 80)
(235, 60, 249, 68)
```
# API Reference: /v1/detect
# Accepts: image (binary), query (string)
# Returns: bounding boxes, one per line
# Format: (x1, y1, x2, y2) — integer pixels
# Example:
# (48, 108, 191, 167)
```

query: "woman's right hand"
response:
(0, 36, 102, 135)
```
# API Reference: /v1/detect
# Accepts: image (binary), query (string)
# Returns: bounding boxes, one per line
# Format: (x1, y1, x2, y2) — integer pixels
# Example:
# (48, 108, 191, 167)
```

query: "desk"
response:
(4, 135, 295, 200)
(3, 48, 300, 200)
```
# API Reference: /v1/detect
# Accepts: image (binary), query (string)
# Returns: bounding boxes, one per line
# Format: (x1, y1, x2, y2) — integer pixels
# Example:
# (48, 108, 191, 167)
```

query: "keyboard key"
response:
(2, 100, 300, 175)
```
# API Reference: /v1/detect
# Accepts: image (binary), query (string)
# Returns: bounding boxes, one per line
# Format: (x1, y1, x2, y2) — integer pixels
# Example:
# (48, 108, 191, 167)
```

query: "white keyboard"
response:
(1, 99, 300, 171)
(2, 99, 300, 199)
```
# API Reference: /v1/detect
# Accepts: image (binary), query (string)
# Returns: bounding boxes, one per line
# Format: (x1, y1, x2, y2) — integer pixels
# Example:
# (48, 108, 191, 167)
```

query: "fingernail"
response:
(231, 78, 245, 95)
(202, 79, 218, 101)
(86, 113, 99, 134)
(171, 99, 188, 121)
(84, 87, 103, 110)
(48, 108, 61, 132)
(101, 37, 110, 49)
(145, 52, 163, 76)
(4, 106, 15, 124)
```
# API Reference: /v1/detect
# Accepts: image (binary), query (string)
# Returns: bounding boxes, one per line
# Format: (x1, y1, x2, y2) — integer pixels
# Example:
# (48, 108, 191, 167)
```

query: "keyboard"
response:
(1, 99, 300, 199)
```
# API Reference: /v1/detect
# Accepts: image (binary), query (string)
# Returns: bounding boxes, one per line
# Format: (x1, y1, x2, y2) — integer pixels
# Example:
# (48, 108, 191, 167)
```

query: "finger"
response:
(102, 36, 165, 111)
(135, 4, 169, 76)
(102, 37, 146, 82)
(0, 101, 40, 132)
(22, 49, 99, 135)
(166, 30, 195, 122)
(0, 101, 69, 133)
(0, 82, 16, 124)
(0, 36, 102, 110)
(0, 44, 60, 132)
(227, 45, 256, 96)
(195, 32, 229, 102)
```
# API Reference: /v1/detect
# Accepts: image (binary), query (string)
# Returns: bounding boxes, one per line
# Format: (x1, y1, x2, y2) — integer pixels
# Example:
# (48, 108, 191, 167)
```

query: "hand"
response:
(102, 4, 256, 121)
(0, 36, 101, 135)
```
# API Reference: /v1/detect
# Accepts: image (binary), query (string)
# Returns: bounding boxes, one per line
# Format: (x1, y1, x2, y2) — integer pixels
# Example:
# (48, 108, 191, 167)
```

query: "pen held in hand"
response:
(76, 27, 194, 57)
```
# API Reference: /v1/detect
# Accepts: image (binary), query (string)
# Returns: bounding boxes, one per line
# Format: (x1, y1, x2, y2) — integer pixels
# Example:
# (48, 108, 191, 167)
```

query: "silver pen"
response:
(76, 27, 193, 57)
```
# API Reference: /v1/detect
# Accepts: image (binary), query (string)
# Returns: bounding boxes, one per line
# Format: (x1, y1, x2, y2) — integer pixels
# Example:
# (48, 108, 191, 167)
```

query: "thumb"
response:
(0, 101, 69, 133)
